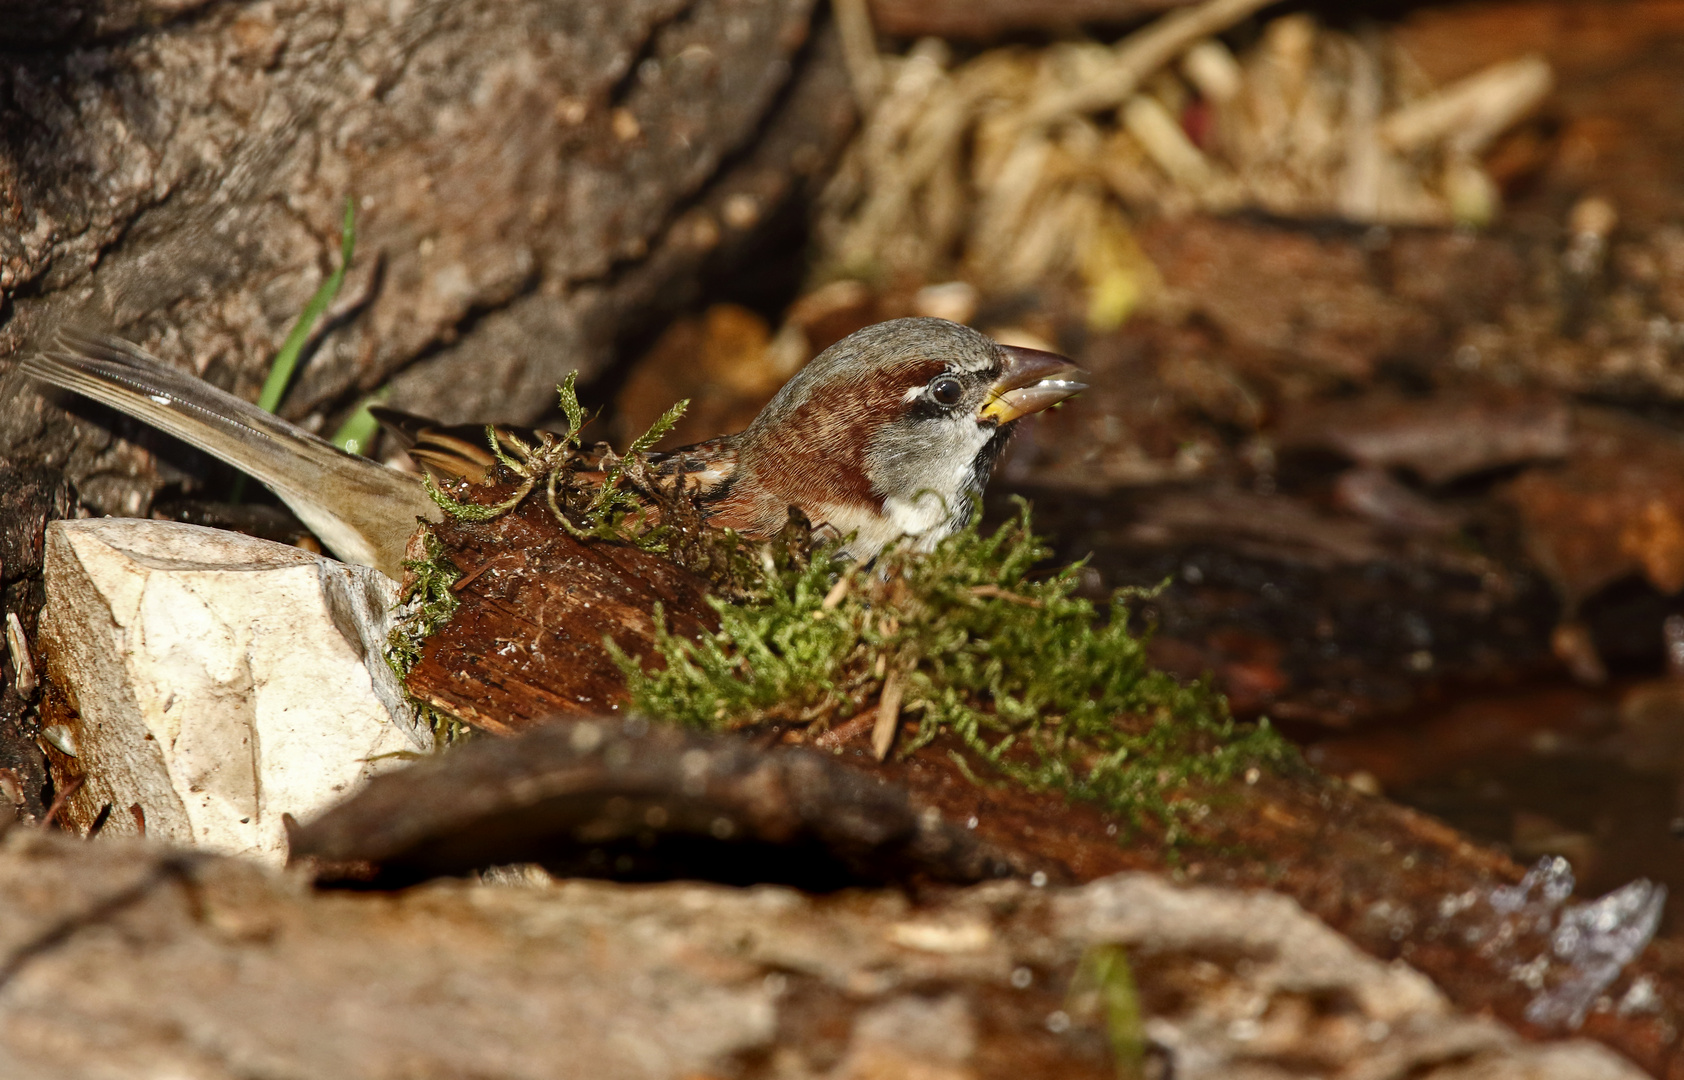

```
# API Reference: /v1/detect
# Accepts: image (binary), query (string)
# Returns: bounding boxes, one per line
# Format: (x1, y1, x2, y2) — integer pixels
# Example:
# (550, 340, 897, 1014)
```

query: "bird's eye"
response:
(929, 376, 964, 406)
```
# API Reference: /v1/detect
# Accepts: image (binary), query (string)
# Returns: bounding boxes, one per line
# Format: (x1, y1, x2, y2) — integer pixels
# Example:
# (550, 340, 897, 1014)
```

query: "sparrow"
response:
(24, 318, 1084, 578)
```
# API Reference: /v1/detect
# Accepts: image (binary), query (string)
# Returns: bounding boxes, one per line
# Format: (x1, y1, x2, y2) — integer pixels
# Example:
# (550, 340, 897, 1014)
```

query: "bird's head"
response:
(734, 317, 1084, 557)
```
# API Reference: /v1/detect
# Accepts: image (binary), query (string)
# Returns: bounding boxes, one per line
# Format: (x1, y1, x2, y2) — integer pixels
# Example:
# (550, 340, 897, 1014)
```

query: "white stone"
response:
(39, 518, 429, 863)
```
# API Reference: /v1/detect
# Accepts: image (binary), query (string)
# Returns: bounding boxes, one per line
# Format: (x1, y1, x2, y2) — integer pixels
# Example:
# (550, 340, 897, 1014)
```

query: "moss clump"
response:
(416, 375, 783, 594)
(420, 373, 690, 543)
(385, 527, 468, 745)
(422, 378, 819, 603)
(617, 500, 1293, 828)
(385, 376, 790, 744)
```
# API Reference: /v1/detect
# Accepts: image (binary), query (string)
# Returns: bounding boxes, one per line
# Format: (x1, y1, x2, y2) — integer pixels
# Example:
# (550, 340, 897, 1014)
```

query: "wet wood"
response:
(404, 499, 719, 733)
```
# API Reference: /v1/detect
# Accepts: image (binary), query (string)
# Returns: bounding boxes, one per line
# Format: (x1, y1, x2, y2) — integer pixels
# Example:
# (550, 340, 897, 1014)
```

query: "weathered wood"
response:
(0, 829, 1640, 1080)
(290, 717, 1030, 888)
(405, 499, 719, 732)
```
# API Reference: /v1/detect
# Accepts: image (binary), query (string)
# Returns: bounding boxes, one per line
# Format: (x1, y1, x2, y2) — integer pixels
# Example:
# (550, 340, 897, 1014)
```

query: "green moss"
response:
(388, 375, 1292, 814)
(419, 374, 694, 552)
(384, 527, 470, 746)
(617, 500, 1293, 828)
(387, 376, 790, 747)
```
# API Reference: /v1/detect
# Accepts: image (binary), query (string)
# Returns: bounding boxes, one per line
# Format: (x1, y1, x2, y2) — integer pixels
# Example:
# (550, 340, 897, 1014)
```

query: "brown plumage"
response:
(25, 319, 1084, 574)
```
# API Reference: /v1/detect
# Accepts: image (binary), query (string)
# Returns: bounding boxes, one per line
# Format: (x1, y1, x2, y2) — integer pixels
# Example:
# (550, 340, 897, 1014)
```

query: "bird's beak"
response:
(978, 345, 1087, 425)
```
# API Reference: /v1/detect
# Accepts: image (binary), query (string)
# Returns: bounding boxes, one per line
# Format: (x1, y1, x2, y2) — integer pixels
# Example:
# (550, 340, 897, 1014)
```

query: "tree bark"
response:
(0, 0, 852, 517)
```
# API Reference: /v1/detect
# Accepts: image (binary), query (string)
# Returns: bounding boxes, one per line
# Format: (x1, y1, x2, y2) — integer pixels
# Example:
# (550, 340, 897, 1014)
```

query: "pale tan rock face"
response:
(37, 518, 426, 861)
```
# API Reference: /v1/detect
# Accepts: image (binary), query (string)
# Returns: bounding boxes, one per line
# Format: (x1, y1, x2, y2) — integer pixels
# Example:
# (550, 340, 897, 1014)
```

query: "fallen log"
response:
(0, 828, 1642, 1079)
(401, 496, 722, 733)
(289, 717, 1031, 888)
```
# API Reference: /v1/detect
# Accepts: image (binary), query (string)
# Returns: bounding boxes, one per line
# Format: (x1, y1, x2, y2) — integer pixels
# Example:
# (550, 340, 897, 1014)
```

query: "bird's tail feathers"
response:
(23, 330, 440, 576)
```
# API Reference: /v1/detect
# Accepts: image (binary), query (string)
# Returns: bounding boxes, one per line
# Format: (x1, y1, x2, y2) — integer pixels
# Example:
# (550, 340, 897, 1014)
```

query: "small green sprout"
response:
(330, 387, 389, 456)
(234, 197, 357, 502)
(1069, 945, 1148, 1080)
(258, 197, 357, 414)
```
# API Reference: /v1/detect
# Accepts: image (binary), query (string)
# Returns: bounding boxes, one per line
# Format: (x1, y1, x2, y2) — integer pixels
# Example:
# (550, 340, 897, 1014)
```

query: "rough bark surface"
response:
(0, 830, 1647, 1080)
(0, 465, 70, 823)
(404, 499, 722, 731)
(290, 716, 1032, 888)
(0, 0, 850, 515)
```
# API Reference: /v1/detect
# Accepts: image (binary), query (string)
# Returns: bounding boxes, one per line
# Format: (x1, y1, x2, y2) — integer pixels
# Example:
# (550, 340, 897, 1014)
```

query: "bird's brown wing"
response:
(371, 411, 746, 527)
(647, 435, 741, 502)
(370, 407, 589, 486)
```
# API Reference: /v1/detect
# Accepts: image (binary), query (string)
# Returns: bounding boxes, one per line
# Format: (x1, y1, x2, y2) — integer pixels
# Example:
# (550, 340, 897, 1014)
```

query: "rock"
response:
(0, 830, 1649, 1079)
(36, 518, 428, 862)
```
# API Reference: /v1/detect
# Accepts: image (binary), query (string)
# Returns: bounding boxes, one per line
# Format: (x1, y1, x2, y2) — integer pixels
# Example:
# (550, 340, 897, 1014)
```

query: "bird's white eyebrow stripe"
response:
(901, 385, 924, 403)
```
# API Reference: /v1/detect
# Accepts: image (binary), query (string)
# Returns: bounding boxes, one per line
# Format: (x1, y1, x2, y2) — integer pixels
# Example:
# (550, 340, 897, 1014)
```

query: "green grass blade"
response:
(256, 196, 356, 414)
